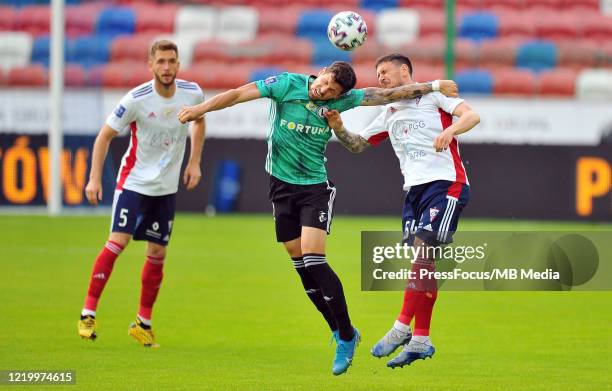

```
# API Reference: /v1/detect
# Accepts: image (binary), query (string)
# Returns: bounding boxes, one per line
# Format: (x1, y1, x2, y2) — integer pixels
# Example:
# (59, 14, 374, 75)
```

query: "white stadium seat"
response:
(375, 9, 420, 48)
(0, 32, 33, 71)
(576, 69, 612, 99)
(153, 33, 199, 68)
(217, 6, 258, 44)
(175, 6, 217, 41)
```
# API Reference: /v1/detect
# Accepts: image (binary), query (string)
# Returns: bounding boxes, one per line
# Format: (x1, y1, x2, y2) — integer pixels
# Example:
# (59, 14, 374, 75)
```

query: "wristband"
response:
(432, 80, 440, 92)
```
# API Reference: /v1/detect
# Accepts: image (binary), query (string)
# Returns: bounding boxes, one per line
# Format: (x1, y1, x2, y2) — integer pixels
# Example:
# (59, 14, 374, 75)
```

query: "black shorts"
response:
(269, 176, 337, 243)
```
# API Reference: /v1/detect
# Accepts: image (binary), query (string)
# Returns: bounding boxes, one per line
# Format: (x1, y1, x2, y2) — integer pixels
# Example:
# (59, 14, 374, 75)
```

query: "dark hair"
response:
(375, 53, 413, 76)
(326, 61, 357, 93)
(150, 40, 178, 58)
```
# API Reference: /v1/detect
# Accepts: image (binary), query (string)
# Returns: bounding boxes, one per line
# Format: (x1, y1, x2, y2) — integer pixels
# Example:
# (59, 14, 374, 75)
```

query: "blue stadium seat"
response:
(31, 36, 76, 67)
(96, 7, 135, 38)
(516, 40, 557, 72)
(249, 67, 286, 83)
(296, 9, 334, 41)
(360, 0, 399, 11)
(311, 40, 351, 68)
(455, 69, 493, 95)
(73, 36, 110, 68)
(459, 12, 498, 41)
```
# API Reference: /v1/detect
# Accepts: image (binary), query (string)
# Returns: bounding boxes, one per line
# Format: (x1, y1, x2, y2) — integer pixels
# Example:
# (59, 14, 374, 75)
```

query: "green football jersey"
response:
(255, 72, 365, 185)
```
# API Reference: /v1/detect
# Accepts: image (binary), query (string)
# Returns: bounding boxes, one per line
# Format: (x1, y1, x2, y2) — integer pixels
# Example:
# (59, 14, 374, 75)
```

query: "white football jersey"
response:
(359, 92, 468, 190)
(106, 79, 204, 196)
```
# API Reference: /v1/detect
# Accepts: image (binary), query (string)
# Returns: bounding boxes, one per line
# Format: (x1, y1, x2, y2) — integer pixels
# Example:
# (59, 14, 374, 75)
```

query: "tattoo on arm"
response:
(361, 82, 433, 106)
(334, 126, 371, 153)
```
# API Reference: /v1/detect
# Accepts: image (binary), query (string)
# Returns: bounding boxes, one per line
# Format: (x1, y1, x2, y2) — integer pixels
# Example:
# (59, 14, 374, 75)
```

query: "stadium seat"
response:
(182, 63, 250, 89)
(516, 41, 557, 72)
(0, 68, 5, 86)
(360, 0, 399, 11)
(192, 41, 231, 64)
(525, 0, 563, 11)
(73, 36, 111, 68)
(492, 67, 537, 95)
(16, 5, 50, 37)
(582, 15, 612, 43)
(66, 4, 101, 38)
(175, 6, 217, 41)
(455, 38, 479, 68)
(64, 64, 87, 87)
(481, 0, 524, 12)
(0, 6, 16, 30)
(401, 38, 444, 65)
(134, 4, 177, 34)
(128, 65, 153, 86)
(477, 37, 520, 68)
(296, 9, 334, 41)
(496, 10, 535, 39)
(411, 62, 445, 82)
(535, 11, 580, 41)
(257, 6, 299, 36)
(556, 41, 598, 70)
(351, 42, 388, 65)
(0, 32, 33, 70)
(416, 9, 445, 38)
(458, 11, 498, 41)
(537, 68, 576, 96)
(96, 7, 136, 38)
(311, 39, 351, 67)
(455, 69, 493, 94)
(110, 34, 155, 63)
(272, 39, 314, 68)
(353, 64, 379, 88)
(400, 0, 443, 10)
(563, 0, 599, 12)
(576, 69, 612, 99)
(217, 6, 258, 44)
(7, 64, 47, 86)
(101, 62, 133, 87)
(375, 9, 419, 47)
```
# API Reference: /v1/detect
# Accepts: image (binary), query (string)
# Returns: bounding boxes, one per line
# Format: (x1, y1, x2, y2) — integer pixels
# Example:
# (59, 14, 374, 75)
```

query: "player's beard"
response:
(155, 72, 176, 89)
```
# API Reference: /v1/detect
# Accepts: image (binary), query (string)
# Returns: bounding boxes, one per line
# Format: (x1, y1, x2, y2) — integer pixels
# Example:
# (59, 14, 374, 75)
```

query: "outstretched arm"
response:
(178, 83, 262, 123)
(324, 110, 370, 153)
(360, 80, 458, 106)
(433, 102, 480, 152)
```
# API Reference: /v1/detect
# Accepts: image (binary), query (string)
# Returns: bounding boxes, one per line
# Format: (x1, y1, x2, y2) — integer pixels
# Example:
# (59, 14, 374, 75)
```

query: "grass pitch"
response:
(1, 214, 611, 390)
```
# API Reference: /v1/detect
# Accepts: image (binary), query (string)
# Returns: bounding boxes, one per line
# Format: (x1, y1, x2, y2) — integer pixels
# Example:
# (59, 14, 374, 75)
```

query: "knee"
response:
(146, 243, 166, 259)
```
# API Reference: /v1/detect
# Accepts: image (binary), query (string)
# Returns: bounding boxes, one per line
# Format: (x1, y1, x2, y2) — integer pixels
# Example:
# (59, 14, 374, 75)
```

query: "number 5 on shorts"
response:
(118, 208, 129, 227)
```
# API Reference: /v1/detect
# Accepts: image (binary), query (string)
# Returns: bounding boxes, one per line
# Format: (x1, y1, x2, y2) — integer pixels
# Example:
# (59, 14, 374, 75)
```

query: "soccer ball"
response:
(327, 11, 368, 51)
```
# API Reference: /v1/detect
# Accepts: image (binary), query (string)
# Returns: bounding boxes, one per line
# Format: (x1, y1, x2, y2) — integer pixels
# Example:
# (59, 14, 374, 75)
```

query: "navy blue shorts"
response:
(110, 189, 176, 246)
(402, 180, 470, 246)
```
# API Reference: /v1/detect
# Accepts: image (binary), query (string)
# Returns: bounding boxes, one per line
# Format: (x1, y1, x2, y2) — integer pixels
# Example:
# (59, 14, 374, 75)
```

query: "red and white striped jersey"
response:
(106, 79, 204, 196)
(359, 92, 468, 190)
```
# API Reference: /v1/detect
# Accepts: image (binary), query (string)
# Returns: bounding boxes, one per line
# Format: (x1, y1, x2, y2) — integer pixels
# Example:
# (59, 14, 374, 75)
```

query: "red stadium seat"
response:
(401, 0, 444, 10)
(525, 0, 563, 11)
(66, 4, 103, 38)
(101, 63, 134, 88)
(182, 63, 250, 89)
(582, 14, 612, 44)
(402, 38, 444, 65)
(7, 65, 47, 87)
(537, 68, 577, 96)
(273, 38, 313, 68)
(128, 65, 153, 86)
(455, 38, 479, 69)
(0, 68, 5, 86)
(353, 64, 380, 88)
(417, 10, 446, 39)
(64, 64, 86, 87)
(134, 4, 177, 34)
(535, 11, 580, 41)
(478, 38, 521, 68)
(0, 6, 16, 31)
(411, 62, 445, 82)
(193, 38, 283, 65)
(492, 67, 536, 95)
(110, 34, 156, 63)
(16, 5, 50, 37)
(563, 0, 599, 12)
(556, 40, 598, 70)
(497, 11, 536, 39)
(257, 6, 300, 35)
(481, 0, 524, 12)
(352, 43, 388, 65)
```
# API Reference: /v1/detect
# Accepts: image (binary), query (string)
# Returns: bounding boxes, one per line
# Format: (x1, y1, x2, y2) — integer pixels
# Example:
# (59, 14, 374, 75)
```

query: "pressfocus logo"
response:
(361, 231, 611, 291)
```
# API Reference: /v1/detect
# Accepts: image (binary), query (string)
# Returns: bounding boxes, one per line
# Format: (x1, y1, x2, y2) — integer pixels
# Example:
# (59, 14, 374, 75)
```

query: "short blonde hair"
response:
(149, 40, 178, 58)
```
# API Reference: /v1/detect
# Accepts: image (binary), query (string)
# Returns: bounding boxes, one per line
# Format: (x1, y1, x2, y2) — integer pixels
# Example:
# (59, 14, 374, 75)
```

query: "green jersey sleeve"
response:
(255, 72, 292, 101)
(335, 88, 365, 112)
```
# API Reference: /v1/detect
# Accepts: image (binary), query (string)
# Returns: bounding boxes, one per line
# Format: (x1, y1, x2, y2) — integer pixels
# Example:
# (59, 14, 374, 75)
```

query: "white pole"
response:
(49, 0, 65, 216)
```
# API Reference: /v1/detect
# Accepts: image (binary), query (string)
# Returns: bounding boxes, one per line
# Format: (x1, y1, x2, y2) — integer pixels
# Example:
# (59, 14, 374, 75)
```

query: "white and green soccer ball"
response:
(327, 11, 368, 51)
